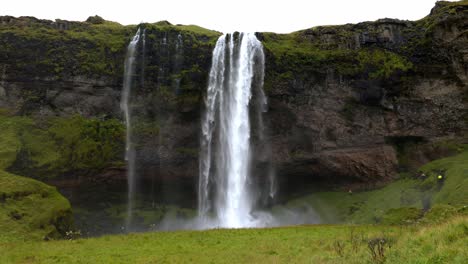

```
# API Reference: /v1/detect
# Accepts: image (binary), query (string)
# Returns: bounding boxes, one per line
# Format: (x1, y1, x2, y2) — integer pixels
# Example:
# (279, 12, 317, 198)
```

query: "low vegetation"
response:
(0, 170, 72, 243)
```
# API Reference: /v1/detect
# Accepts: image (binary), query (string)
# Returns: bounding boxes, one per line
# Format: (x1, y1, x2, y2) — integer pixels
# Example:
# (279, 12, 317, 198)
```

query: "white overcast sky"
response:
(1, 0, 459, 33)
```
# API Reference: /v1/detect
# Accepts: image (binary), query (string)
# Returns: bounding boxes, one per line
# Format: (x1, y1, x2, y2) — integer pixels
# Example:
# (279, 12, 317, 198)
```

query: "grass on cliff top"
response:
(0, 170, 72, 243)
(0, 17, 219, 79)
(143, 22, 221, 44)
(0, 18, 135, 77)
(174, 24, 221, 39)
(281, 146, 468, 224)
(0, 216, 466, 263)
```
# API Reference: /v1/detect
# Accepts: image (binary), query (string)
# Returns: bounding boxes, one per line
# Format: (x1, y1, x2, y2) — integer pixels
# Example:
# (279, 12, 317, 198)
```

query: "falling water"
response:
(121, 29, 141, 229)
(0, 65, 6, 97)
(199, 33, 272, 228)
(252, 56, 277, 203)
(140, 29, 146, 88)
(0, 65, 5, 88)
(173, 33, 184, 94)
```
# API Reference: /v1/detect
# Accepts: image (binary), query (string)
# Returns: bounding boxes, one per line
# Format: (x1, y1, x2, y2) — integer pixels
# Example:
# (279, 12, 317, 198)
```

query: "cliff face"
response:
(0, 1, 467, 193)
(261, 1, 468, 187)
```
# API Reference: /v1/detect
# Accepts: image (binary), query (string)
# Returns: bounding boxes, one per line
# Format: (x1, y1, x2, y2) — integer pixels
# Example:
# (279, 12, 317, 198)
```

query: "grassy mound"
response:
(0, 170, 73, 243)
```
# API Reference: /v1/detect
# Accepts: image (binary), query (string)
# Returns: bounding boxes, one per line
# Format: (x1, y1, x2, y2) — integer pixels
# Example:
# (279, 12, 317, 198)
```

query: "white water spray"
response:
(199, 33, 273, 228)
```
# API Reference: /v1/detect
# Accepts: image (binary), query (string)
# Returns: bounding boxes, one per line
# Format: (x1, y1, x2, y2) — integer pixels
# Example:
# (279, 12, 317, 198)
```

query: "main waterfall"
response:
(121, 29, 142, 229)
(199, 33, 273, 228)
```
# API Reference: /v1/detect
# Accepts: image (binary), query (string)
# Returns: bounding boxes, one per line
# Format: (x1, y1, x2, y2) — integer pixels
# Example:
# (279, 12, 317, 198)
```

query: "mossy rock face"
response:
(0, 170, 73, 242)
(0, 16, 219, 84)
(260, 0, 467, 97)
(0, 17, 135, 80)
(0, 113, 125, 179)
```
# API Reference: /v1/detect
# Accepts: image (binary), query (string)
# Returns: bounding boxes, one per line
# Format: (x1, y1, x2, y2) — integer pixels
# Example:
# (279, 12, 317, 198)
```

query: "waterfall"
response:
(121, 29, 142, 229)
(173, 33, 184, 94)
(0, 65, 6, 97)
(199, 33, 273, 228)
(140, 29, 146, 88)
(252, 53, 277, 203)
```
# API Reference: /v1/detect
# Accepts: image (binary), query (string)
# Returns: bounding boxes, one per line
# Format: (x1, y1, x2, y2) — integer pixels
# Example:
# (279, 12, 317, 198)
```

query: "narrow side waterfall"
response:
(121, 29, 142, 229)
(173, 33, 184, 94)
(199, 33, 273, 228)
(0, 65, 6, 97)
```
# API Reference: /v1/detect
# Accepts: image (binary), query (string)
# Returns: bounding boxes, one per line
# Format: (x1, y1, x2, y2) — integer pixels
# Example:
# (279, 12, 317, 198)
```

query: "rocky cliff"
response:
(261, 0, 468, 190)
(0, 1, 466, 197)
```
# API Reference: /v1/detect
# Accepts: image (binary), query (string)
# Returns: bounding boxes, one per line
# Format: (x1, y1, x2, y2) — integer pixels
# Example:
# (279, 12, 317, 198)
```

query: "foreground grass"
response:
(386, 216, 468, 263)
(0, 216, 466, 263)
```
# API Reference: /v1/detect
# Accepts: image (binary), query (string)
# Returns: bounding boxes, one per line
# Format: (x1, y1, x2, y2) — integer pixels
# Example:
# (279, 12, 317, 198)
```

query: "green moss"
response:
(20, 126, 61, 170)
(0, 18, 135, 78)
(0, 114, 125, 179)
(355, 49, 413, 79)
(0, 18, 214, 82)
(261, 31, 413, 87)
(0, 170, 73, 242)
(44, 115, 125, 175)
(144, 21, 220, 45)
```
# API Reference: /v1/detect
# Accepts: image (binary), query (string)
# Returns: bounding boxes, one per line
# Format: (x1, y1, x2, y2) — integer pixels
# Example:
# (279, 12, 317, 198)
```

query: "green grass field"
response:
(0, 216, 466, 263)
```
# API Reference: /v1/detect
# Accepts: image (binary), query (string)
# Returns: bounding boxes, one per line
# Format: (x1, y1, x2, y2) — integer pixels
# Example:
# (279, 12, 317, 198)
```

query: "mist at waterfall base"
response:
(65, 30, 320, 235)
